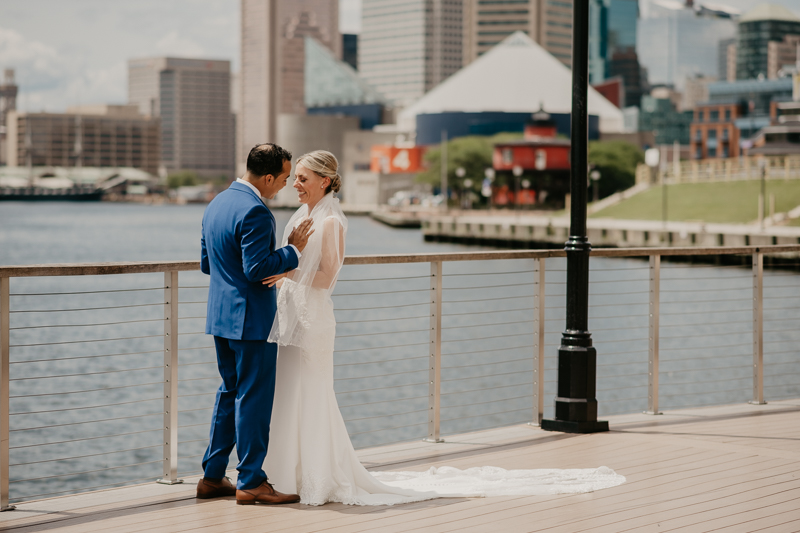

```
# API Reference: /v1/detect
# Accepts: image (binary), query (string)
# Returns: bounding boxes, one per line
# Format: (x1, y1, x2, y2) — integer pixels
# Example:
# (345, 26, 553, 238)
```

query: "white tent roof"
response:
(398, 32, 625, 133)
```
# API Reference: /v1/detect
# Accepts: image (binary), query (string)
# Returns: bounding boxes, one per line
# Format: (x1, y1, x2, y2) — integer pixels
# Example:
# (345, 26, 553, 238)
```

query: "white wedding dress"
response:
(264, 194, 625, 506)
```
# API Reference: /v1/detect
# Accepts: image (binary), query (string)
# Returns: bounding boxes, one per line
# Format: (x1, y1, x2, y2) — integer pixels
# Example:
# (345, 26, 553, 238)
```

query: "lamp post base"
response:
(540, 418, 609, 434)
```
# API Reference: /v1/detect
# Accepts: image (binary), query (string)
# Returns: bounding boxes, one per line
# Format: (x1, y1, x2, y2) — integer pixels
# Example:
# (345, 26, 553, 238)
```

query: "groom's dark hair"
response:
(247, 143, 292, 178)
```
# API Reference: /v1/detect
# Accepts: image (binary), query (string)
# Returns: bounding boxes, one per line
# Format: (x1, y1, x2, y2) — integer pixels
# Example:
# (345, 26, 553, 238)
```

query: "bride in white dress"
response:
(262, 150, 625, 506)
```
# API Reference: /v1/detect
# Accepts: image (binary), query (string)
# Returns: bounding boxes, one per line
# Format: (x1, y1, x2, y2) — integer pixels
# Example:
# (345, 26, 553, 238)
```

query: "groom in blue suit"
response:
(197, 143, 313, 505)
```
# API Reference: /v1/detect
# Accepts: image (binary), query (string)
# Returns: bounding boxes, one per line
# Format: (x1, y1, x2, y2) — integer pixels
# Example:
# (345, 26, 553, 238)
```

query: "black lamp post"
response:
(541, 0, 608, 434)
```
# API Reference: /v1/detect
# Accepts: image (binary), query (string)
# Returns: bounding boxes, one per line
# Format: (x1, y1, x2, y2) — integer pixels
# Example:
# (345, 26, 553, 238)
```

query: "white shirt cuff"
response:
(288, 244, 301, 258)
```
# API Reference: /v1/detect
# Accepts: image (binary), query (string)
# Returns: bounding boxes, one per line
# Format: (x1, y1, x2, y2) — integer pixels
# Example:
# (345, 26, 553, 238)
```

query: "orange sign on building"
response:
(369, 146, 426, 174)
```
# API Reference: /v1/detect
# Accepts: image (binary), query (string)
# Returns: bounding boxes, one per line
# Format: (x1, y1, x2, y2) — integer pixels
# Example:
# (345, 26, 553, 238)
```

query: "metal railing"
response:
(1, 245, 799, 508)
(636, 155, 800, 184)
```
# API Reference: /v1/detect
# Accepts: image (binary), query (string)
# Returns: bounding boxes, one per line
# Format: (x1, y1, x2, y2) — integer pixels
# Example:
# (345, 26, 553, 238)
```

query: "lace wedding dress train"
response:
(263, 285, 625, 506)
(264, 194, 625, 506)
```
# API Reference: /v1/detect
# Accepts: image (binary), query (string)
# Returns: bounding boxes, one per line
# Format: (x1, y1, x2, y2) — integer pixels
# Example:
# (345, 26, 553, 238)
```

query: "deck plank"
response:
(0, 400, 797, 533)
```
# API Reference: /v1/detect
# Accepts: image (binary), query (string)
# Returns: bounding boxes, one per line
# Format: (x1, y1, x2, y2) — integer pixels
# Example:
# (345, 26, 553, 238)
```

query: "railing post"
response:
(751, 252, 766, 405)
(425, 261, 443, 443)
(531, 258, 545, 426)
(158, 271, 183, 484)
(646, 255, 662, 415)
(0, 278, 15, 511)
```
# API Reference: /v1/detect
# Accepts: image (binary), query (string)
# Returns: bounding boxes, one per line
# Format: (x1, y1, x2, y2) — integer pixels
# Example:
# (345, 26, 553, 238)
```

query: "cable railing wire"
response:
(10, 286, 165, 296)
(2, 250, 799, 507)
(9, 349, 163, 365)
(335, 302, 429, 311)
(10, 381, 163, 399)
(10, 443, 162, 467)
(11, 412, 164, 432)
(10, 427, 162, 450)
(443, 344, 532, 357)
(335, 354, 428, 367)
(10, 396, 162, 416)
(442, 406, 529, 424)
(334, 382, 429, 395)
(9, 302, 164, 313)
(10, 318, 164, 331)
(9, 334, 165, 348)
(339, 394, 428, 409)
(442, 394, 531, 410)
(443, 270, 535, 277)
(10, 365, 164, 382)
(334, 341, 429, 353)
(13, 459, 162, 484)
(336, 328, 429, 339)
(344, 408, 428, 423)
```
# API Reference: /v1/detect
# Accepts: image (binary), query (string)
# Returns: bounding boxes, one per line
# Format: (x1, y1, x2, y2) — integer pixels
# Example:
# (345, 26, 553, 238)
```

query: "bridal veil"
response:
(268, 192, 347, 348)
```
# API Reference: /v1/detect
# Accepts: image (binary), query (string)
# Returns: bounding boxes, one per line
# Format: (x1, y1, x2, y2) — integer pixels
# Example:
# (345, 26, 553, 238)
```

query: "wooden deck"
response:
(1, 399, 798, 533)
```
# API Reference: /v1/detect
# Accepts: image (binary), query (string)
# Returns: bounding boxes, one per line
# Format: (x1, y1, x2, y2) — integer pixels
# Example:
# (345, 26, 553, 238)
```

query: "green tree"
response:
(416, 133, 522, 205)
(166, 170, 199, 189)
(587, 141, 644, 199)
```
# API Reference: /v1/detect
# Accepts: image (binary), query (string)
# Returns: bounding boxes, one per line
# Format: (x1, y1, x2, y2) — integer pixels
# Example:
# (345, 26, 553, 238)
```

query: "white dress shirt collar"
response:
(235, 178, 301, 259)
(236, 177, 262, 199)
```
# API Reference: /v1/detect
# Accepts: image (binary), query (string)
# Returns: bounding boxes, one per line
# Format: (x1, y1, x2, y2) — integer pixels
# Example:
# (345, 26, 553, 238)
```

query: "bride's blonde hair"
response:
(296, 150, 341, 194)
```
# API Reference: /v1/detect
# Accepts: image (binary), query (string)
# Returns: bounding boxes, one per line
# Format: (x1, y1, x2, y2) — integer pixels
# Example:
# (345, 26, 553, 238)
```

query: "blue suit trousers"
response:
(201, 336, 277, 490)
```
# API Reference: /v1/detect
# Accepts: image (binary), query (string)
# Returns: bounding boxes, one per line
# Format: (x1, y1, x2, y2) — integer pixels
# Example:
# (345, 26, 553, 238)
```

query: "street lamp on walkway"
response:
(541, 0, 608, 434)
(512, 165, 523, 211)
(590, 170, 600, 204)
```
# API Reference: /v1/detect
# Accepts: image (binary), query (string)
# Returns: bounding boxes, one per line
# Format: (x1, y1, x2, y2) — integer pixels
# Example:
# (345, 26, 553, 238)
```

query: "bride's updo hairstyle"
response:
(297, 150, 342, 194)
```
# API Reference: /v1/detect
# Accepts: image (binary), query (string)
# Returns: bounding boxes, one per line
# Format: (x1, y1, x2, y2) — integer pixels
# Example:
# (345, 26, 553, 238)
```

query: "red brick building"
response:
(492, 109, 571, 207)
(690, 103, 742, 159)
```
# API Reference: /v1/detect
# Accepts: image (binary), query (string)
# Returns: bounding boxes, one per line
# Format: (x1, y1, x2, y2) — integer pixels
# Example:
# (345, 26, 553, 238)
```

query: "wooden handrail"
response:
(1, 244, 800, 277)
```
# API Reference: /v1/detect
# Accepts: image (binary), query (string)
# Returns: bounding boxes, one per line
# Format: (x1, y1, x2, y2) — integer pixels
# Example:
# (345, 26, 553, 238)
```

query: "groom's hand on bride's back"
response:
(287, 219, 314, 253)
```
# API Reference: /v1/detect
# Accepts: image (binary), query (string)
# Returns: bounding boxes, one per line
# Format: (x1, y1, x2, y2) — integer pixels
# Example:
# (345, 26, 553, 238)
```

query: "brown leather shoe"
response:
(196, 477, 236, 499)
(236, 480, 300, 505)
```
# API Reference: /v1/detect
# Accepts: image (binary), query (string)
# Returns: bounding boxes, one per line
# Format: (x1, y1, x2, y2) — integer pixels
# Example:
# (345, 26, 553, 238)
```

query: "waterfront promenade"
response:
(421, 212, 800, 249)
(0, 399, 797, 532)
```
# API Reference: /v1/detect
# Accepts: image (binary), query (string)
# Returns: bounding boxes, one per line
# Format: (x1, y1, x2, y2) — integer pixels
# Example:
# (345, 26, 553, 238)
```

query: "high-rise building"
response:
(342, 34, 358, 70)
(281, 12, 330, 115)
(737, 4, 800, 80)
(767, 34, 800, 79)
(682, 75, 715, 111)
(5, 106, 160, 174)
(607, 0, 636, 52)
(637, 0, 737, 91)
(638, 93, 693, 145)
(0, 69, 17, 166)
(128, 57, 234, 178)
(718, 38, 736, 82)
(239, 0, 341, 170)
(589, 0, 609, 84)
(462, 0, 573, 68)
(360, 0, 464, 107)
(607, 0, 644, 107)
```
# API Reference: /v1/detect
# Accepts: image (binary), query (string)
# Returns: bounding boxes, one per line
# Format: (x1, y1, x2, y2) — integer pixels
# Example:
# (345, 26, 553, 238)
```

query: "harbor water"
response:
(1, 201, 798, 503)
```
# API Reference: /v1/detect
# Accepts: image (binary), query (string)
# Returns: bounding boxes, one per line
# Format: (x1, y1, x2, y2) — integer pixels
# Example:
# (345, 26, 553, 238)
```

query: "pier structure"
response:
(421, 214, 800, 248)
(0, 246, 798, 530)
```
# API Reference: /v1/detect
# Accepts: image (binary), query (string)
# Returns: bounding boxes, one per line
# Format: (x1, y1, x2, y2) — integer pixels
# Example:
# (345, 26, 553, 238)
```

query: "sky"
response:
(0, 0, 361, 113)
(1, 0, 799, 113)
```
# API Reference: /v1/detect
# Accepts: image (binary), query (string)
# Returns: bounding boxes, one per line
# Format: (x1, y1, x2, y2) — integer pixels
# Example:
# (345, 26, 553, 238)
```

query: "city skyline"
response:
(0, 0, 360, 113)
(2, 0, 800, 114)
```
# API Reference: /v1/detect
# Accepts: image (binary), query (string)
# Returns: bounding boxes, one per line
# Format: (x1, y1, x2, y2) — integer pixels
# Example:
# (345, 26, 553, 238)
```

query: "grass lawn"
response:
(591, 180, 800, 224)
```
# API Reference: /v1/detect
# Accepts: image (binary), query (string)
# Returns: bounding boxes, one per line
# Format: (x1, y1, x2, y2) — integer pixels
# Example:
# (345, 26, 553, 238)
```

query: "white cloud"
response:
(65, 62, 128, 106)
(0, 26, 65, 93)
(155, 30, 206, 58)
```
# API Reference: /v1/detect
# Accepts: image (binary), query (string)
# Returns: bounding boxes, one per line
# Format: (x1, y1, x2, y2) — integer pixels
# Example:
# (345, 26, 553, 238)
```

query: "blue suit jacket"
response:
(201, 181, 299, 340)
